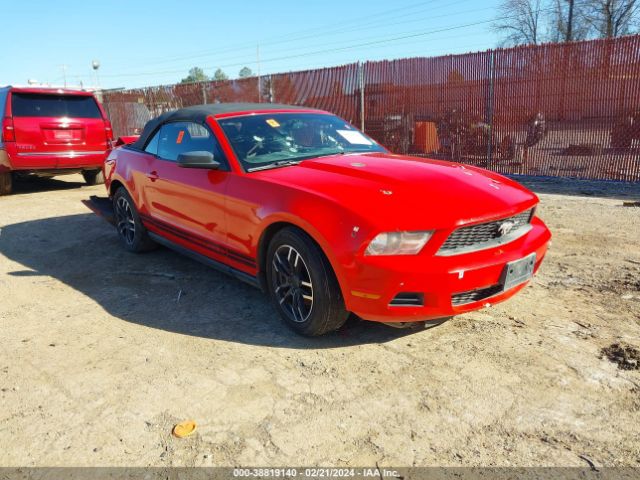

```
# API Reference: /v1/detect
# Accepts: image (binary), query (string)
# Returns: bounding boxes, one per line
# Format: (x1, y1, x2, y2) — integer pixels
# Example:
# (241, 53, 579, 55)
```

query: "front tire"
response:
(83, 169, 105, 185)
(266, 227, 349, 336)
(0, 172, 12, 195)
(112, 187, 156, 253)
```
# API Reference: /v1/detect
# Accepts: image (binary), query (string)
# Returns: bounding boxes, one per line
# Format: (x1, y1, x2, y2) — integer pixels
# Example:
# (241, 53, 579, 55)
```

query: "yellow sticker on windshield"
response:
(266, 119, 280, 128)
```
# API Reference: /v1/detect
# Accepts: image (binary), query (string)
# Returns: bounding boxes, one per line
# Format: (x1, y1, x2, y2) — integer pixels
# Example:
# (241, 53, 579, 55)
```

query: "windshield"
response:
(218, 113, 385, 171)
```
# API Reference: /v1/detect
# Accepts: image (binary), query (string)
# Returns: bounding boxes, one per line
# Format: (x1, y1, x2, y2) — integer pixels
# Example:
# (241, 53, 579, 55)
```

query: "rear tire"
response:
(266, 227, 349, 336)
(0, 172, 12, 196)
(83, 169, 105, 185)
(112, 187, 156, 253)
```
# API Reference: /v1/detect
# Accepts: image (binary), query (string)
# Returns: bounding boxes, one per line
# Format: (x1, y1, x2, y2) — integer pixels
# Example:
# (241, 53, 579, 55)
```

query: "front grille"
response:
(438, 209, 533, 255)
(389, 292, 424, 307)
(451, 284, 503, 306)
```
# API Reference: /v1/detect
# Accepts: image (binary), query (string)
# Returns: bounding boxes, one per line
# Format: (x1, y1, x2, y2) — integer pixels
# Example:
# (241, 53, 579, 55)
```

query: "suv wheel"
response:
(113, 187, 156, 253)
(266, 227, 348, 336)
(0, 172, 12, 196)
(83, 169, 105, 185)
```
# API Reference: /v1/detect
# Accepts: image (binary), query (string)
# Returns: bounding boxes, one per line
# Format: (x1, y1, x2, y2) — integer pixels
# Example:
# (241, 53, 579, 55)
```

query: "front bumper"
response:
(344, 217, 551, 322)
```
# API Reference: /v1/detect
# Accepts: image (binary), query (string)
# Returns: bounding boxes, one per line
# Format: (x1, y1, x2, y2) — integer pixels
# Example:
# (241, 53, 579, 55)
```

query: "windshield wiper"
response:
(311, 151, 345, 158)
(286, 151, 345, 163)
(247, 160, 302, 172)
(246, 150, 348, 172)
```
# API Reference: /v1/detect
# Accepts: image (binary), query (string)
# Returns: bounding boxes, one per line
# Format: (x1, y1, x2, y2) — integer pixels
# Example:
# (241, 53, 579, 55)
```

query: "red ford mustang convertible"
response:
(99, 103, 550, 336)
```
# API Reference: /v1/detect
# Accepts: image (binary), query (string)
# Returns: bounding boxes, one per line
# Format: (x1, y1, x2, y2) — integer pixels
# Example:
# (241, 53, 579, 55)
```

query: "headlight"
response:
(365, 231, 434, 256)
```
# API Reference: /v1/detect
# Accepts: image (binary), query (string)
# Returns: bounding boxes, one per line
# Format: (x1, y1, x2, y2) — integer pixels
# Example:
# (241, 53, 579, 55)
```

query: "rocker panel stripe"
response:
(139, 213, 256, 269)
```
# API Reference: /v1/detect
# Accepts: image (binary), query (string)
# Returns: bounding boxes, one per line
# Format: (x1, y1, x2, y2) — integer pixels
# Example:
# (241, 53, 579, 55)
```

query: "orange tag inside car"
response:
(176, 131, 185, 144)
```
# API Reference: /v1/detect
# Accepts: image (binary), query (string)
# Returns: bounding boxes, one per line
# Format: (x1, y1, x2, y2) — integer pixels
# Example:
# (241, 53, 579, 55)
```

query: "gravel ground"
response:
(0, 174, 639, 467)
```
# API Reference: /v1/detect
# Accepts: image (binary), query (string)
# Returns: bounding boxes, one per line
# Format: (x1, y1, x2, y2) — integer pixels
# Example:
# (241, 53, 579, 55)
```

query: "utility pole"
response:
(256, 44, 261, 103)
(566, 0, 575, 42)
(59, 65, 68, 87)
(358, 62, 365, 132)
(92, 60, 101, 90)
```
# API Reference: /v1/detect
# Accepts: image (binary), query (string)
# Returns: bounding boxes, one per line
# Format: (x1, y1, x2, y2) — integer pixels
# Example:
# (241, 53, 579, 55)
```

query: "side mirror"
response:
(177, 151, 220, 169)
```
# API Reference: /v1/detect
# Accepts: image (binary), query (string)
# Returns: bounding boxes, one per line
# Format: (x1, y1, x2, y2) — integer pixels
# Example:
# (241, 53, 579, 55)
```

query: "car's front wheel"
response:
(112, 187, 156, 253)
(266, 227, 349, 336)
(83, 169, 105, 185)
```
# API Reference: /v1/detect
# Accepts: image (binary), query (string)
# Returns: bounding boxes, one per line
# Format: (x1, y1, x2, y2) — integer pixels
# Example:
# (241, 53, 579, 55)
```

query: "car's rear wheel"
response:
(113, 187, 156, 253)
(0, 172, 12, 196)
(266, 227, 349, 336)
(83, 169, 105, 185)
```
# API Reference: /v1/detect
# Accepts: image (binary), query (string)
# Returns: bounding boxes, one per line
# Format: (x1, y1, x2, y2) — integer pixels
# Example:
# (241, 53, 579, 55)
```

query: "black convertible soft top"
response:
(130, 103, 319, 150)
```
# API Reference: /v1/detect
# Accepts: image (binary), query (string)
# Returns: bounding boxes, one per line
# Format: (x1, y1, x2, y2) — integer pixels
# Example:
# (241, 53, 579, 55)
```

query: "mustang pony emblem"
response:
(498, 221, 516, 236)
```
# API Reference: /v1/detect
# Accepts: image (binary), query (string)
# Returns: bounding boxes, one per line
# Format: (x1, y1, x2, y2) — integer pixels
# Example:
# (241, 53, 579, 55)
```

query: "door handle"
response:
(146, 171, 159, 181)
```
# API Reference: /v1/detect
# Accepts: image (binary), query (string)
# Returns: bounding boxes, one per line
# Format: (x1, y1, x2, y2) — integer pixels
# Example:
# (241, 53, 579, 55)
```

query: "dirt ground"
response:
(0, 174, 639, 468)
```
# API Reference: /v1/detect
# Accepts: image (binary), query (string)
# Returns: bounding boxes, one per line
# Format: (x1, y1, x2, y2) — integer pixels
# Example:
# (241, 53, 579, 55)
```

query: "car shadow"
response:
(0, 213, 431, 349)
(507, 174, 640, 200)
(10, 175, 86, 195)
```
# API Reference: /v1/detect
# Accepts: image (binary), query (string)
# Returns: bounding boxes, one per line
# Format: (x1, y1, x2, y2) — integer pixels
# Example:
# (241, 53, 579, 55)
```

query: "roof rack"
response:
(0, 84, 100, 92)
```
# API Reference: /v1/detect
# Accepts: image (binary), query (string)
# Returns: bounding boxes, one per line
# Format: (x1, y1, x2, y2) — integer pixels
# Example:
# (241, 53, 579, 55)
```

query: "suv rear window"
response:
(11, 93, 102, 119)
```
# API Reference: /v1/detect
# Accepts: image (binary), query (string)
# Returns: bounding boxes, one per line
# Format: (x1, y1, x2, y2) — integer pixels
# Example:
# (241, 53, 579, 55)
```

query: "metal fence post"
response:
(358, 61, 365, 132)
(486, 50, 496, 169)
(257, 75, 261, 103)
(269, 74, 274, 103)
(202, 83, 207, 104)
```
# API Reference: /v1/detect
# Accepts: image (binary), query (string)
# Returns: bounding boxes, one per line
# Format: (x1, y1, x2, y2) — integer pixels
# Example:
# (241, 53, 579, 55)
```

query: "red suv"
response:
(0, 86, 113, 195)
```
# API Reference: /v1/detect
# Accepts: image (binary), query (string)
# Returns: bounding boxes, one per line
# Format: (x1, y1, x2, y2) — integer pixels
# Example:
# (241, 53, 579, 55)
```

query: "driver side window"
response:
(145, 121, 227, 168)
(158, 122, 223, 164)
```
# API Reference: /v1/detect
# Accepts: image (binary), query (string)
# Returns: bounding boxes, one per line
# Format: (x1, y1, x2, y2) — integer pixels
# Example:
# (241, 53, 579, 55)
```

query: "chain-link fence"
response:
(103, 35, 640, 182)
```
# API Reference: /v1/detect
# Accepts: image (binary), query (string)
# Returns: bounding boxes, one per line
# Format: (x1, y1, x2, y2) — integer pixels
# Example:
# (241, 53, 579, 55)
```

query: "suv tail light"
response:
(104, 119, 114, 147)
(2, 116, 15, 142)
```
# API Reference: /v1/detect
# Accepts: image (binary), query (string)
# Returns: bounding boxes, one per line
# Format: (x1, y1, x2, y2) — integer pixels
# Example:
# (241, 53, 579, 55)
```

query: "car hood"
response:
(252, 152, 538, 229)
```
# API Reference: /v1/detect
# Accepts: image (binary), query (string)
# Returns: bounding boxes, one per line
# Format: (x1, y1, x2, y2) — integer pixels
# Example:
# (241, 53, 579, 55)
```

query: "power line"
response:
(105, 0, 453, 70)
(100, 1, 488, 78)
(263, 37, 496, 75)
(114, 0, 485, 76)
(204, 8, 491, 73)
(92, 1, 588, 83)
(93, 22, 492, 79)
(104, 32, 493, 89)
(93, 6, 551, 79)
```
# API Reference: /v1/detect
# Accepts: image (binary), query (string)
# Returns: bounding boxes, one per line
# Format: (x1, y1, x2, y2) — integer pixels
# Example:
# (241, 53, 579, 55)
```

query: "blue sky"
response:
(1, 0, 501, 90)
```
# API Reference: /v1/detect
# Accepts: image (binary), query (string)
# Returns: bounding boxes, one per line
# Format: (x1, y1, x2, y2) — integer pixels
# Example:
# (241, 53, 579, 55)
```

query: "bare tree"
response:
(493, 0, 546, 45)
(566, 0, 576, 39)
(584, 0, 639, 37)
(549, 0, 591, 41)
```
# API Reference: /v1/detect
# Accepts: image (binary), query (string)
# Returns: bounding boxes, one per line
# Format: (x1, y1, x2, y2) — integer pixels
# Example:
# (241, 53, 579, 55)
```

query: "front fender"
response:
(257, 211, 354, 294)
(225, 175, 377, 305)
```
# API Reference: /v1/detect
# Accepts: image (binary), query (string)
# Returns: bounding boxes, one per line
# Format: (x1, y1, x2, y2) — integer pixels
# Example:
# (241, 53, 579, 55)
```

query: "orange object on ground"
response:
(172, 420, 197, 438)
